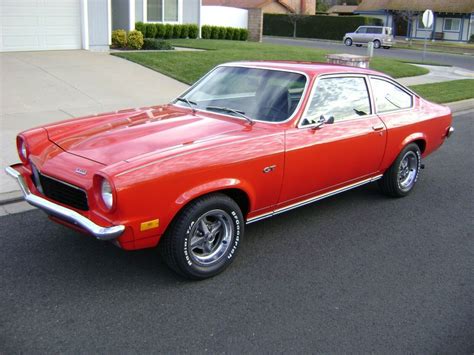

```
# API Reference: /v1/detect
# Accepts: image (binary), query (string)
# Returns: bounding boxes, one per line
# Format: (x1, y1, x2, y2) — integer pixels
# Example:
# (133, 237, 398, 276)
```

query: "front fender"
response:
(175, 178, 255, 213)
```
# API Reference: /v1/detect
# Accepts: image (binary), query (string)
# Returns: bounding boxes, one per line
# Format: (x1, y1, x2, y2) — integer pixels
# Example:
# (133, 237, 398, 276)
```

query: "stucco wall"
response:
(202, 6, 247, 28)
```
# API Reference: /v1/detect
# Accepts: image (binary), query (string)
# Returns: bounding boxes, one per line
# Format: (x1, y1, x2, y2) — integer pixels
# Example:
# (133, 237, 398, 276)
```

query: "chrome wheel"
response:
(188, 209, 233, 266)
(398, 151, 418, 191)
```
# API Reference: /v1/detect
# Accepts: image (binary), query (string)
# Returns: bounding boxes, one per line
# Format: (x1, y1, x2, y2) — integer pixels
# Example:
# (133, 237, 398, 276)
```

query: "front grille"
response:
(31, 165, 89, 211)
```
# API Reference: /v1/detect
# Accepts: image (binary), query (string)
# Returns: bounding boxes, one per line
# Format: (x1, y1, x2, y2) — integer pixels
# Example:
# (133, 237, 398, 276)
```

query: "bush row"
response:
(201, 25, 249, 41)
(135, 22, 199, 39)
(143, 38, 173, 50)
(263, 14, 383, 41)
(111, 29, 144, 49)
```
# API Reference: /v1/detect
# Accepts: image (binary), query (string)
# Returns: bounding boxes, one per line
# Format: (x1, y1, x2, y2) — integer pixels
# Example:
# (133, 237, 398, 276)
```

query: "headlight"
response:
(101, 179, 114, 210)
(17, 136, 28, 162)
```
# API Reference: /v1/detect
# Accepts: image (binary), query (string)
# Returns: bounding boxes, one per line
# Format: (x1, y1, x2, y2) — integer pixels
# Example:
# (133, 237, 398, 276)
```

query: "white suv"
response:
(343, 26, 394, 49)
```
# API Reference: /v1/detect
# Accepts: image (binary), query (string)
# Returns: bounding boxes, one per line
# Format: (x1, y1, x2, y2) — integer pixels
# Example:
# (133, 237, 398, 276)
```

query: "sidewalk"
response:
(398, 64, 474, 86)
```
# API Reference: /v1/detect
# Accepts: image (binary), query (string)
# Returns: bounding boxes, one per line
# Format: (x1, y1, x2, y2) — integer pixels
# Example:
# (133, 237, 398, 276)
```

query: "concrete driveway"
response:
(0, 50, 189, 196)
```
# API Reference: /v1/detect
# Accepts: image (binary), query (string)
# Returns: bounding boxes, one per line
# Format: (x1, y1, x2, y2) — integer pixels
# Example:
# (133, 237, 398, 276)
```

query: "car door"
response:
(278, 75, 387, 208)
(353, 27, 367, 43)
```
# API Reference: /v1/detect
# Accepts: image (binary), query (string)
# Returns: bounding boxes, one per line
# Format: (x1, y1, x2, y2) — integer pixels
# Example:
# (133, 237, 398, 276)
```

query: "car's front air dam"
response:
(5, 165, 124, 241)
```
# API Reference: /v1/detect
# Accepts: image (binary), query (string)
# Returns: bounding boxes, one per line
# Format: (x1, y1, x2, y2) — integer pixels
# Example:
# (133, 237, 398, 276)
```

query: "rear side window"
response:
(304, 76, 371, 124)
(367, 27, 383, 34)
(371, 78, 412, 113)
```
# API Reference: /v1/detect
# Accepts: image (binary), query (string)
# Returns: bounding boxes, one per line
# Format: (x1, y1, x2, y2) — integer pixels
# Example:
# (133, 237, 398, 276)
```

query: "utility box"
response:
(326, 54, 371, 68)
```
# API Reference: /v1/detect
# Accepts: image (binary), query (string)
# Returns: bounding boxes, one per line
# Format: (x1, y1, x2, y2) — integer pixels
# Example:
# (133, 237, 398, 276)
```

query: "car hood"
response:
(44, 105, 245, 165)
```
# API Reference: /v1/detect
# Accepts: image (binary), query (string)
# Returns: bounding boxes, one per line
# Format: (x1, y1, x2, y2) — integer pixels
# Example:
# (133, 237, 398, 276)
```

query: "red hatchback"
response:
(6, 62, 453, 279)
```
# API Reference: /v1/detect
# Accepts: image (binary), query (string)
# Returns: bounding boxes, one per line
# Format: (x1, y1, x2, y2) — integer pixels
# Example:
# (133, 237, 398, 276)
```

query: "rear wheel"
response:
(373, 40, 381, 49)
(344, 38, 353, 46)
(160, 193, 243, 280)
(379, 143, 421, 197)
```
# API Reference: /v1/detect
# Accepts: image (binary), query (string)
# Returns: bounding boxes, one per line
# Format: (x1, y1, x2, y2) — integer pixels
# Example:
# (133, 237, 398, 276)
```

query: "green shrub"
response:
(173, 24, 182, 38)
(155, 23, 165, 38)
(180, 24, 189, 38)
(470, 34, 474, 43)
(163, 24, 173, 39)
(188, 24, 199, 39)
(239, 28, 249, 41)
(225, 27, 233, 40)
(263, 14, 383, 40)
(111, 29, 127, 48)
(144, 23, 157, 38)
(127, 30, 144, 49)
(143, 38, 173, 50)
(135, 22, 145, 36)
(211, 26, 220, 39)
(218, 26, 227, 39)
(201, 25, 211, 39)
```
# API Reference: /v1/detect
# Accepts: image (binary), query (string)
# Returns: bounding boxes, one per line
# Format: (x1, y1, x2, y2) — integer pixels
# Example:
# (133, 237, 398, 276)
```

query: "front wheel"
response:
(373, 40, 381, 49)
(160, 193, 244, 280)
(379, 143, 421, 197)
(344, 38, 353, 46)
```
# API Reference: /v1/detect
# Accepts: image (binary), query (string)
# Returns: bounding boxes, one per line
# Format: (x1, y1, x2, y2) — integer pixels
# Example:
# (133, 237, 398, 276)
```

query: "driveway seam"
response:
(14, 55, 102, 106)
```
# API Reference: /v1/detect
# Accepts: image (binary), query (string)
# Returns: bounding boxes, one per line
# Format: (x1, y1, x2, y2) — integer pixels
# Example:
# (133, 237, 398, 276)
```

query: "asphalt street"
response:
(264, 36, 474, 70)
(1, 111, 473, 353)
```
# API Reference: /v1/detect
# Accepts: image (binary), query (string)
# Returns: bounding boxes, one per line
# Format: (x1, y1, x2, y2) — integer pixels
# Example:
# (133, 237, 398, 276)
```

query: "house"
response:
(327, 4, 358, 15)
(0, 0, 201, 52)
(356, 0, 474, 42)
(202, 0, 316, 15)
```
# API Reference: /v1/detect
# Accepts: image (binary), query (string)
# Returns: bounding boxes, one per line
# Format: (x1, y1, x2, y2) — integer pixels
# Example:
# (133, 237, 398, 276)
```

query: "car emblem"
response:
(75, 168, 87, 176)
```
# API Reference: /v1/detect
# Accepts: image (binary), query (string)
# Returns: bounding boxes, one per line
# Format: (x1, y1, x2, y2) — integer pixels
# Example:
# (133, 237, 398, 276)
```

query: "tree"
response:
(285, 13, 306, 38)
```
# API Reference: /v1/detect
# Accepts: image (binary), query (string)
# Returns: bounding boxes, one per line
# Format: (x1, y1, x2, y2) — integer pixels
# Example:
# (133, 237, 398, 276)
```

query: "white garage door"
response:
(0, 0, 82, 52)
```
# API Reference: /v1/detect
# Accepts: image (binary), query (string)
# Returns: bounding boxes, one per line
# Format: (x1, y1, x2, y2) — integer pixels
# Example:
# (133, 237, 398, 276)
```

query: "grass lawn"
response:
(409, 79, 474, 104)
(112, 39, 428, 85)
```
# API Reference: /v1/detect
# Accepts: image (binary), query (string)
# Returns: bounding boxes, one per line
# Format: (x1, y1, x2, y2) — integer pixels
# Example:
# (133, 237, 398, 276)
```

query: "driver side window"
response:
(303, 76, 371, 125)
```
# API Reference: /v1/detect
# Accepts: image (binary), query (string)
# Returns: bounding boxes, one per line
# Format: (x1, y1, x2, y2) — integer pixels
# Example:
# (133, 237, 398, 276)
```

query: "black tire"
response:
(379, 143, 421, 197)
(344, 38, 353, 46)
(355, 44, 362, 47)
(383, 46, 390, 49)
(160, 193, 244, 280)
(373, 40, 381, 49)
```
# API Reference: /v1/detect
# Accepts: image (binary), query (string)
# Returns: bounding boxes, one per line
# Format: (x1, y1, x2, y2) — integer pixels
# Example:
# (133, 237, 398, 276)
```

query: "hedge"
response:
(263, 14, 383, 40)
(135, 22, 199, 40)
(201, 25, 249, 41)
(143, 38, 173, 50)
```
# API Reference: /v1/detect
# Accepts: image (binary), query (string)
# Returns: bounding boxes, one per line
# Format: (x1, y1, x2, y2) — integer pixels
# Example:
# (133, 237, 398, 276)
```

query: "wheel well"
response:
(413, 139, 426, 154)
(219, 188, 250, 217)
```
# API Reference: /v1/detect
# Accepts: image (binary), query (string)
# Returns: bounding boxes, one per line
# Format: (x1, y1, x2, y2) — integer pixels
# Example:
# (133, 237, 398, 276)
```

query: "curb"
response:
(1, 98, 473, 207)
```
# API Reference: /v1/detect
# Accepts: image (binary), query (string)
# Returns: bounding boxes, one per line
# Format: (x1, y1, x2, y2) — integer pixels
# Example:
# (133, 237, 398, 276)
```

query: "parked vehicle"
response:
(6, 62, 453, 279)
(344, 26, 394, 49)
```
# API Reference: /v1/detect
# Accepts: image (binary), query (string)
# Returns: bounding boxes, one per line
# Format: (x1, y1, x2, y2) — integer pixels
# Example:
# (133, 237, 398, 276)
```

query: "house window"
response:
(417, 16, 433, 30)
(444, 18, 461, 32)
(147, 0, 178, 22)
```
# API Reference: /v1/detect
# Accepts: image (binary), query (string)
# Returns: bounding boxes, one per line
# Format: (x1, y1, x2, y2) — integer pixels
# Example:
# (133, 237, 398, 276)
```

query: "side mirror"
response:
(308, 115, 334, 130)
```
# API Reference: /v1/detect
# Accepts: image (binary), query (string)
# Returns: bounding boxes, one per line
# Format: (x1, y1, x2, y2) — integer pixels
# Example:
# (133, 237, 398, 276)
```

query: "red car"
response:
(6, 62, 453, 279)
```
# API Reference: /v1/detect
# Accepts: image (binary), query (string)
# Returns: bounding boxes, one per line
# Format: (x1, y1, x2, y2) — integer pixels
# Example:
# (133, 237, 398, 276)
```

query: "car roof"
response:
(221, 61, 390, 78)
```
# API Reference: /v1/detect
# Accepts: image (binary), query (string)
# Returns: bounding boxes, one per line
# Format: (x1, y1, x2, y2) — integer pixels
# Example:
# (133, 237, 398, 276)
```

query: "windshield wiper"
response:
(206, 106, 254, 125)
(176, 97, 197, 114)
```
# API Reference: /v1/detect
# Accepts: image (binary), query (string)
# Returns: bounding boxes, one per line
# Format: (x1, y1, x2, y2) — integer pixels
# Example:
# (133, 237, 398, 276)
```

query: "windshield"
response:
(175, 66, 307, 123)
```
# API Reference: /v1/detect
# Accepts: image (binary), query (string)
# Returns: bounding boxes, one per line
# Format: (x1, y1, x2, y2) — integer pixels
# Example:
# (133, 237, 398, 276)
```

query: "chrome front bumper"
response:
(5, 166, 124, 241)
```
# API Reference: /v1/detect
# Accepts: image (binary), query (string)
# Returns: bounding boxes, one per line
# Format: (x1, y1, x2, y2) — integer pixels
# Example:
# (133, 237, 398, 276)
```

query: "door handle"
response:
(372, 124, 385, 131)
